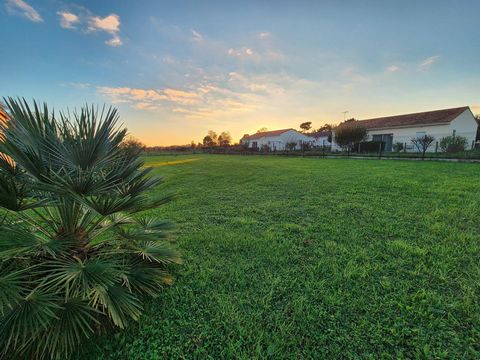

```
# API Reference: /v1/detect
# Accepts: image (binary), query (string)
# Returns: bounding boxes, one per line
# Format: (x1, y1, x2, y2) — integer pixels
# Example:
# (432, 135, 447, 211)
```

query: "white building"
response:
(241, 129, 313, 150)
(331, 106, 478, 152)
(306, 130, 332, 148)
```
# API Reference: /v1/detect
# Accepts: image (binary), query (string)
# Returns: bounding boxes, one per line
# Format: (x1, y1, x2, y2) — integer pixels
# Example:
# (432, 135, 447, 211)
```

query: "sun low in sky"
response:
(1, 0, 479, 145)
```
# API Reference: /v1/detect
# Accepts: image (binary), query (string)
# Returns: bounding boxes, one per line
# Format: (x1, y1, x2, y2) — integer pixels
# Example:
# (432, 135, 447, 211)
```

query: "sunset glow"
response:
(1, 1, 479, 145)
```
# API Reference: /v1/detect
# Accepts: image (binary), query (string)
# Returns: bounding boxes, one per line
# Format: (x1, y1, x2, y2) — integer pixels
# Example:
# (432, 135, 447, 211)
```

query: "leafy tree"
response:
(207, 130, 218, 146)
(218, 131, 232, 147)
(202, 135, 215, 147)
(299, 122, 312, 133)
(120, 135, 146, 157)
(0, 98, 180, 359)
(411, 134, 435, 159)
(317, 123, 333, 132)
(256, 127, 268, 133)
(334, 123, 367, 153)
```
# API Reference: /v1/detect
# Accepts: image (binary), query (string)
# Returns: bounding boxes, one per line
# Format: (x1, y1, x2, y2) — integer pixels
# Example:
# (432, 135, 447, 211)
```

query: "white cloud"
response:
(88, 14, 122, 47)
(227, 47, 254, 57)
(258, 32, 271, 39)
(386, 65, 400, 73)
(191, 29, 204, 42)
(6, 0, 42, 22)
(57, 8, 123, 47)
(57, 11, 80, 29)
(106, 35, 122, 47)
(419, 55, 440, 70)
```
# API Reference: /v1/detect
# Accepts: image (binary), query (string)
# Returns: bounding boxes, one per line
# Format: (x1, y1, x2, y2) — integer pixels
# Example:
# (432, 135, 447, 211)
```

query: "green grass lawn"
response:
(81, 155, 480, 359)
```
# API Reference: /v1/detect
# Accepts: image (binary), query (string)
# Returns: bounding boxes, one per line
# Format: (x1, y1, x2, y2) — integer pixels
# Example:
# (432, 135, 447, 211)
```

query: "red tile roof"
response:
(243, 128, 294, 140)
(353, 106, 469, 130)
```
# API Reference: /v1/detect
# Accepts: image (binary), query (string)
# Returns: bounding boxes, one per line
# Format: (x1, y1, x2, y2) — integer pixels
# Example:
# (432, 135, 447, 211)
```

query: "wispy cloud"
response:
(191, 29, 204, 42)
(386, 65, 400, 73)
(88, 14, 122, 47)
(6, 0, 42, 22)
(57, 11, 80, 29)
(419, 55, 440, 70)
(227, 47, 254, 57)
(258, 32, 271, 39)
(97, 69, 320, 120)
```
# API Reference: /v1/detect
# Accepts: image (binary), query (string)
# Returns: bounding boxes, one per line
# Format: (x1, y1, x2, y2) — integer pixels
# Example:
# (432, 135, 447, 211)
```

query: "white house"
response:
(306, 130, 332, 148)
(241, 129, 313, 150)
(331, 106, 479, 152)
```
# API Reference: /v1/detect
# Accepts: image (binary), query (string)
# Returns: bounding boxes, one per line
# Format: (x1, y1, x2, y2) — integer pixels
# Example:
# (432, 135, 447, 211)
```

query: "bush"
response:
(393, 142, 404, 152)
(439, 136, 468, 153)
(0, 98, 180, 359)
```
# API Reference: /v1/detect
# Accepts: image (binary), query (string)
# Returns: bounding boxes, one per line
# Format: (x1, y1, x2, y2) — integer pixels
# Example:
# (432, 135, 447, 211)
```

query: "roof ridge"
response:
(360, 106, 469, 122)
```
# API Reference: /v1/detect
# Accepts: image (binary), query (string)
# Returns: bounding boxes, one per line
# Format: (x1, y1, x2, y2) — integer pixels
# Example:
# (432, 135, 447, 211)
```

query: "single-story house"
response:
(241, 129, 312, 150)
(331, 106, 478, 152)
(306, 130, 332, 148)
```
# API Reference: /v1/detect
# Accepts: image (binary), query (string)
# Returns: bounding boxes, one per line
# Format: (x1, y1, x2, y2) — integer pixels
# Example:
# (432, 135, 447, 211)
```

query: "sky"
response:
(1, 0, 479, 145)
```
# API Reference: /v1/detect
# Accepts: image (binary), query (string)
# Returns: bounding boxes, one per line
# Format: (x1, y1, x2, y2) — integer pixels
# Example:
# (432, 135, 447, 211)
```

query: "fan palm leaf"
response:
(0, 98, 180, 359)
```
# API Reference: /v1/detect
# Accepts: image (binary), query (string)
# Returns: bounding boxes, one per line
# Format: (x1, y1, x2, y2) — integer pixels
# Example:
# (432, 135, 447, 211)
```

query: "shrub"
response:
(393, 142, 404, 152)
(439, 135, 468, 153)
(0, 98, 180, 359)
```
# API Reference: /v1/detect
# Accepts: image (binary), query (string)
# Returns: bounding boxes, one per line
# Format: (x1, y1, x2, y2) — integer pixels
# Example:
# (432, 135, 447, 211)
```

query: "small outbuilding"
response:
(241, 129, 312, 151)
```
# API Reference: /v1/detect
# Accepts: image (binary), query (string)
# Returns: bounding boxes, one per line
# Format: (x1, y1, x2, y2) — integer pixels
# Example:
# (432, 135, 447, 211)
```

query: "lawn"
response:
(81, 155, 480, 359)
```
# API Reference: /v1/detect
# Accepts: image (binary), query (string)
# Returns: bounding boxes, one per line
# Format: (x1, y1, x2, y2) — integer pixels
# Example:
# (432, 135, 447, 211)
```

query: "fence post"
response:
(404, 142, 407, 152)
(435, 141, 438, 153)
(378, 142, 382, 159)
(472, 140, 475, 150)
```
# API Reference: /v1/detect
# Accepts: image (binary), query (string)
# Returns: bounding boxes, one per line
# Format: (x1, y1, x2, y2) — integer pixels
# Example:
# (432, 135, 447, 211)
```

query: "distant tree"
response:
(299, 121, 312, 133)
(411, 134, 435, 159)
(207, 130, 218, 145)
(343, 118, 356, 123)
(257, 127, 268, 133)
(218, 131, 232, 147)
(203, 135, 215, 147)
(190, 141, 196, 149)
(334, 123, 367, 154)
(317, 123, 334, 132)
(120, 136, 146, 156)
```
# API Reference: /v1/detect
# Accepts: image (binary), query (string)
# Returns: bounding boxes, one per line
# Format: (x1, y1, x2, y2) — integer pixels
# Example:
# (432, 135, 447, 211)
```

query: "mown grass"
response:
(80, 155, 480, 359)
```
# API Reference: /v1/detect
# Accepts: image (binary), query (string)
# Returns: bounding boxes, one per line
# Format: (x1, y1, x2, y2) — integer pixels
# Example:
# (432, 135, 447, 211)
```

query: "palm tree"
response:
(0, 98, 180, 359)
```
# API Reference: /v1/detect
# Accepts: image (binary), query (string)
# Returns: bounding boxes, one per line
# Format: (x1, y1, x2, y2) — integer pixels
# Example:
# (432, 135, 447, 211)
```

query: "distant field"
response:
(81, 155, 480, 359)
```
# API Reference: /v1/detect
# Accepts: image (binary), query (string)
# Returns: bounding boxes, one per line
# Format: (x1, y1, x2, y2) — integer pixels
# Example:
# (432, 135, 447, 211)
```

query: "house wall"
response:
(244, 130, 312, 150)
(331, 110, 478, 152)
(310, 136, 332, 148)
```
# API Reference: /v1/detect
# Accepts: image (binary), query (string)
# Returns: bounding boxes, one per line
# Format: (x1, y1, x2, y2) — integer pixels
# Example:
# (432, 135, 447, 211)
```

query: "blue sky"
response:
(1, 0, 479, 145)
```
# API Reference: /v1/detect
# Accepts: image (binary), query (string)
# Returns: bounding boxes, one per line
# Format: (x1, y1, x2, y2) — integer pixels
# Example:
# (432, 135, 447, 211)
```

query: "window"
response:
(416, 131, 426, 138)
(252, 141, 258, 148)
